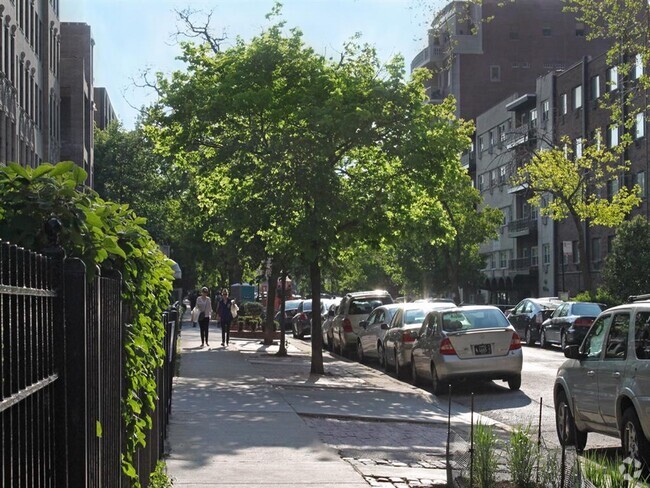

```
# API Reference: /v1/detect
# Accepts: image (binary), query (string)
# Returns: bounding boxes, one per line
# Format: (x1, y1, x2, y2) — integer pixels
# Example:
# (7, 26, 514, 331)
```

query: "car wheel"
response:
(298, 328, 305, 340)
(555, 390, 587, 452)
(411, 357, 420, 386)
(292, 326, 297, 339)
(540, 328, 548, 349)
(524, 327, 534, 346)
(431, 362, 444, 396)
(377, 344, 385, 368)
(560, 330, 567, 351)
(337, 335, 346, 357)
(621, 408, 650, 467)
(357, 340, 365, 364)
(508, 374, 521, 391)
(383, 346, 392, 372)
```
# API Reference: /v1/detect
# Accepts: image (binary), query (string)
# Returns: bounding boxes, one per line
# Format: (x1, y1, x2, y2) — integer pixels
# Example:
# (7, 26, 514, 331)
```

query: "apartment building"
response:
(94, 86, 116, 130)
(0, 0, 61, 167)
(60, 21, 94, 187)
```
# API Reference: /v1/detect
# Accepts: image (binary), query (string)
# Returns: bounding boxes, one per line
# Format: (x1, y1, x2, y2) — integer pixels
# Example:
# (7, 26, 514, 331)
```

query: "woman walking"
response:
(217, 288, 236, 347)
(196, 287, 212, 347)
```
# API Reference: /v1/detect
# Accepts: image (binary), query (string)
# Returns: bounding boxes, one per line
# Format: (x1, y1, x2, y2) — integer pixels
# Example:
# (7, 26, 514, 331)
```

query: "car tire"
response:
(508, 374, 521, 391)
(555, 390, 587, 452)
(292, 326, 297, 339)
(560, 330, 567, 351)
(357, 340, 365, 364)
(383, 346, 392, 372)
(337, 335, 346, 357)
(377, 344, 385, 368)
(540, 328, 548, 349)
(431, 362, 444, 396)
(524, 327, 535, 346)
(411, 357, 420, 386)
(621, 407, 650, 467)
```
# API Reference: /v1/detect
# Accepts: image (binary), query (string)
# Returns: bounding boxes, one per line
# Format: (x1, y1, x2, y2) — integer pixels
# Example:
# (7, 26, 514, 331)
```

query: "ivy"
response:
(0, 162, 174, 486)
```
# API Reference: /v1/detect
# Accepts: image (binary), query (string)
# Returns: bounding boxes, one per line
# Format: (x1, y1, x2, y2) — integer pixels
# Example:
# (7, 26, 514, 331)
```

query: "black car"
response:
(540, 301, 606, 349)
(507, 297, 564, 346)
(291, 299, 331, 339)
(274, 299, 303, 330)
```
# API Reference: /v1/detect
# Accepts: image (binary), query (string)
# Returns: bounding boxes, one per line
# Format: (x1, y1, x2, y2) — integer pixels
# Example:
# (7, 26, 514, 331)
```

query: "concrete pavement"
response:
(165, 317, 505, 487)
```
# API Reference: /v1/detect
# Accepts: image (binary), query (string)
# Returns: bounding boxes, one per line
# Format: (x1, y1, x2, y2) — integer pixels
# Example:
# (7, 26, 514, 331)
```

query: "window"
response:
(490, 65, 501, 82)
(575, 138, 583, 158)
(542, 100, 550, 121)
(607, 178, 620, 199)
(489, 130, 494, 148)
(490, 169, 497, 187)
(530, 108, 538, 128)
(531, 246, 538, 266)
(634, 311, 650, 359)
(636, 112, 645, 139)
(636, 171, 646, 198)
(575, 22, 585, 37)
(572, 85, 583, 109)
(498, 123, 506, 142)
(591, 237, 601, 266)
(607, 66, 618, 91)
(542, 28, 552, 37)
(604, 314, 629, 359)
(478, 135, 484, 152)
(561, 93, 568, 115)
(501, 206, 511, 224)
(590, 75, 601, 100)
(491, 253, 497, 269)
(635, 53, 644, 80)
(478, 174, 485, 191)
(543, 244, 551, 265)
(499, 165, 507, 184)
(608, 124, 619, 147)
(572, 241, 580, 264)
(500, 251, 508, 268)
(582, 314, 611, 358)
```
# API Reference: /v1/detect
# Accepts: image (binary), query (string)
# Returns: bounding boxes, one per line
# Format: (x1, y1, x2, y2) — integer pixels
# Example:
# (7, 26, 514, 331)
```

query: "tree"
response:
(145, 10, 474, 374)
(602, 215, 650, 300)
(511, 135, 641, 292)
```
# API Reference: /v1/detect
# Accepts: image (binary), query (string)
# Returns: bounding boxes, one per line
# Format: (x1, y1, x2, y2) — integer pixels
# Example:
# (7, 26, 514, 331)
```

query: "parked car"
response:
(554, 296, 650, 467)
(274, 299, 303, 330)
(540, 301, 607, 349)
(383, 302, 456, 379)
(322, 301, 339, 350)
(330, 290, 394, 356)
(411, 305, 523, 395)
(292, 298, 336, 339)
(507, 297, 563, 346)
(356, 303, 403, 364)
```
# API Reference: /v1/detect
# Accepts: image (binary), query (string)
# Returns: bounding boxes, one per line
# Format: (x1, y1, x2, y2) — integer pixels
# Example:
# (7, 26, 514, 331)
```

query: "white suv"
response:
(330, 290, 393, 356)
(554, 296, 650, 467)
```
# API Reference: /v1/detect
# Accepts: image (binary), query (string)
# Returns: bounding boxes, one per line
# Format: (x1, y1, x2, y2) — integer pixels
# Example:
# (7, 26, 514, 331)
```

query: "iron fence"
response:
(1, 239, 179, 487)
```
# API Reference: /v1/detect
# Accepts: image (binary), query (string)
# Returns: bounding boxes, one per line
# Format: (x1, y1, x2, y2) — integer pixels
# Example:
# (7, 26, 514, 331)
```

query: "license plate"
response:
(474, 344, 492, 355)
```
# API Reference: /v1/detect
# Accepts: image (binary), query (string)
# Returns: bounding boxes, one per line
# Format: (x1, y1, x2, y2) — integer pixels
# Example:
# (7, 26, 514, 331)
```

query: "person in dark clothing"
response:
(217, 288, 236, 347)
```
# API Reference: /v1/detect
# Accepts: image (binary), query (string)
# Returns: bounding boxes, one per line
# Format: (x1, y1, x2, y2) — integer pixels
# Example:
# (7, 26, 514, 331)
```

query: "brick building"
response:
(93, 86, 116, 130)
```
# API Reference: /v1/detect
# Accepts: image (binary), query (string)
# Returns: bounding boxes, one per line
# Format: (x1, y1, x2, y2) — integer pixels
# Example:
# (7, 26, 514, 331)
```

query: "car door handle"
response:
(611, 372, 621, 378)
(587, 370, 595, 377)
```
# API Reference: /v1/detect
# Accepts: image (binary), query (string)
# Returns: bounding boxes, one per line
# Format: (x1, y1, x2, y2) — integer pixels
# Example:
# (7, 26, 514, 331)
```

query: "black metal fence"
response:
(0, 240, 179, 487)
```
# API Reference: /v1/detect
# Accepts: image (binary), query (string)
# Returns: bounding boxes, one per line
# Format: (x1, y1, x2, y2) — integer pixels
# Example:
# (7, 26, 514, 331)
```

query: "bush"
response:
(505, 424, 538, 488)
(472, 422, 499, 488)
(241, 301, 264, 317)
(573, 288, 620, 309)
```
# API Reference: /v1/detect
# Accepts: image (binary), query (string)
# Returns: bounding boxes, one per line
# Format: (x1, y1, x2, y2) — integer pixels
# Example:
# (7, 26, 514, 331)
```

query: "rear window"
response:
(349, 297, 392, 315)
(442, 309, 510, 331)
(404, 308, 427, 325)
(573, 303, 604, 316)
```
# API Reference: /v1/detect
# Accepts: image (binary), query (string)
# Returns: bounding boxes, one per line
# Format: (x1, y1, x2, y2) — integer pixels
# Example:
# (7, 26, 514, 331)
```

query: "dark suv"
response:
(554, 295, 650, 467)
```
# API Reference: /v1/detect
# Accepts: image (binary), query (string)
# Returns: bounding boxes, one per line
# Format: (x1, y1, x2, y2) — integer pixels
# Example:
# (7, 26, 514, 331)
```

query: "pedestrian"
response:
(189, 290, 198, 327)
(217, 288, 237, 347)
(196, 287, 212, 347)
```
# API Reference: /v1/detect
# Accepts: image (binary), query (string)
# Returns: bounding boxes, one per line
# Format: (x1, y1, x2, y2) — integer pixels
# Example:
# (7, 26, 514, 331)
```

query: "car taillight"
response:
(535, 312, 543, 325)
(440, 338, 457, 356)
(574, 318, 593, 327)
(510, 333, 522, 350)
(343, 318, 353, 333)
(402, 330, 417, 343)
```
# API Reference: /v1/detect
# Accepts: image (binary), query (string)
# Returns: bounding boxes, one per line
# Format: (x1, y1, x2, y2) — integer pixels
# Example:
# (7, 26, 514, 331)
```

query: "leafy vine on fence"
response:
(0, 162, 174, 486)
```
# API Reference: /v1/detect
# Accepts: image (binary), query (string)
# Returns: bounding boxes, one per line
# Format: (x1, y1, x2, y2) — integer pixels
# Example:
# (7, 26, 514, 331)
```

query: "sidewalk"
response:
(165, 318, 501, 487)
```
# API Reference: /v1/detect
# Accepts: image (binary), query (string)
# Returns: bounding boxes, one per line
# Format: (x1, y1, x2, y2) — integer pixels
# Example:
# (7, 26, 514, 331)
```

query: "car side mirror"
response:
(564, 345, 584, 360)
(359, 320, 368, 329)
(380, 323, 389, 330)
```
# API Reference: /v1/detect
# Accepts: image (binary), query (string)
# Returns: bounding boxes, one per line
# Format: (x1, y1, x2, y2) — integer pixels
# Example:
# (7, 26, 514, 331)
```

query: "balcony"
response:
(411, 45, 445, 71)
(509, 256, 539, 274)
(507, 217, 538, 238)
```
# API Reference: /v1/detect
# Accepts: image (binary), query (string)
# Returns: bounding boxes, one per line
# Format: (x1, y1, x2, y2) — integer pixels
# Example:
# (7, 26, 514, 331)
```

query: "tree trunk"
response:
(276, 271, 288, 357)
(573, 214, 593, 293)
(309, 258, 325, 375)
(264, 262, 279, 346)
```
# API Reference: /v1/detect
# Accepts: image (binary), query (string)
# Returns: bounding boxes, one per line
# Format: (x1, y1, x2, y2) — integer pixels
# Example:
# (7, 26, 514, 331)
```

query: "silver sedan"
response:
(411, 305, 523, 395)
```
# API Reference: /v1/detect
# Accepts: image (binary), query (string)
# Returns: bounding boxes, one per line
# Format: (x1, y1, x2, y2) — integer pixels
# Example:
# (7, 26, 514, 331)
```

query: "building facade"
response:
(0, 0, 61, 167)
(60, 21, 94, 187)
(93, 86, 116, 130)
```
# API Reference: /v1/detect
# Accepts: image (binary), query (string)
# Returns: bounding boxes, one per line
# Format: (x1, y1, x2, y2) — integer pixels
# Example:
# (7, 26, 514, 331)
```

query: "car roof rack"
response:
(628, 293, 650, 303)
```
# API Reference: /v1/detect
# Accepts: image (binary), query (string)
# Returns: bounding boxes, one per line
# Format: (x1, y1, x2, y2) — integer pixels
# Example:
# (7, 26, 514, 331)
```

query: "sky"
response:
(60, 0, 444, 130)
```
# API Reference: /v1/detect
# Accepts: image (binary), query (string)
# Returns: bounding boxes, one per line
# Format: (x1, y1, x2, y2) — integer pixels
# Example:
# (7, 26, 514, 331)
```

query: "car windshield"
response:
(572, 303, 604, 316)
(442, 309, 510, 332)
(404, 308, 427, 325)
